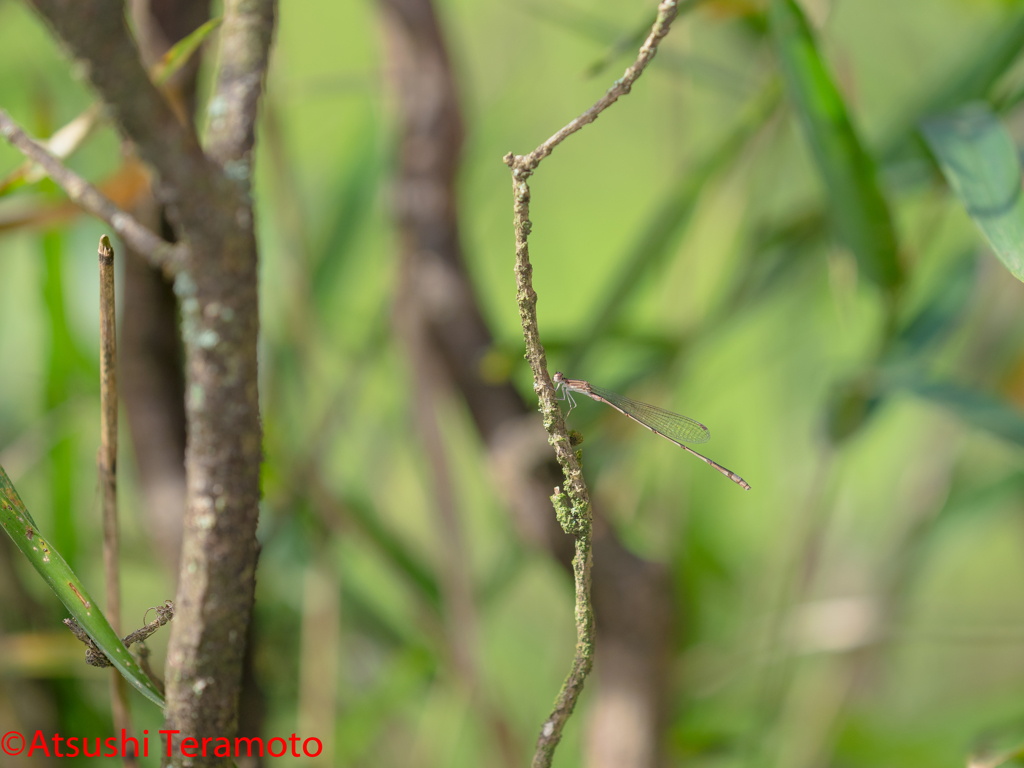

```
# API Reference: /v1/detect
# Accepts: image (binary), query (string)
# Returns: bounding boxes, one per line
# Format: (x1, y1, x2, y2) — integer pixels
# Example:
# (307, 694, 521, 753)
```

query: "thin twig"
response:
(501, 2, 680, 766)
(98, 235, 136, 767)
(26, 0, 207, 192)
(0, 112, 185, 275)
(134, 642, 165, 699)
(505, 0, 680, 177)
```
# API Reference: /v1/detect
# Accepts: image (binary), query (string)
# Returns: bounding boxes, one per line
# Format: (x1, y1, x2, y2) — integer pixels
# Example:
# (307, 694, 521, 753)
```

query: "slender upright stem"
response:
(503, 3, 680, 765)
(98, 235, 136, 766)
(511, 173, 595, 768)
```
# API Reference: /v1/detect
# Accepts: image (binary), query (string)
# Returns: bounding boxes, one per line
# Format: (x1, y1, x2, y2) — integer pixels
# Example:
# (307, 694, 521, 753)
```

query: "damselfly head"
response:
(553, 371, 565, 384)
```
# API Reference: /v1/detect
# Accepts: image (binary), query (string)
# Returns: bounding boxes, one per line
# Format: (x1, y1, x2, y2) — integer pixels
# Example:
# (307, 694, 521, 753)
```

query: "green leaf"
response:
(769, 0, 902, 291)
(0, 465, 165, 707)
(344, 496, 441, 611)
(888, 249, 977, 359)
(151, 17, 223, 86)
(312, 126, 380, 315)
(920, 103, 1024, 283)
(825, 374, 881, 444)
(905, 380, 1024, 449)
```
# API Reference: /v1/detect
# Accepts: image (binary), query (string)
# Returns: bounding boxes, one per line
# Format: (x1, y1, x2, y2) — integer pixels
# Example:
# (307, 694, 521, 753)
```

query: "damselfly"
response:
(553, 372, 750, 490)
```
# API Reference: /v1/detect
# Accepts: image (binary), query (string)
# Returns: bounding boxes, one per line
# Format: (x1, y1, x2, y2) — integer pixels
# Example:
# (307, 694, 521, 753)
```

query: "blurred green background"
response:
(3, 0, 1024, 765)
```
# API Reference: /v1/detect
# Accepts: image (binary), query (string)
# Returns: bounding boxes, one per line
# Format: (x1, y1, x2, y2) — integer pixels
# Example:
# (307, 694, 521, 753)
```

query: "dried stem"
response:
(0, 112, 185, 275)
(502, 2, 680, 766)
(97, 235, 137, 767)
(98, 235, 121, 635)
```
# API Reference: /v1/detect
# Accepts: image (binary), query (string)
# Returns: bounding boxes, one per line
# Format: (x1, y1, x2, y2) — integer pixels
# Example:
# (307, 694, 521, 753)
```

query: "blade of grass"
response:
(311, 126, 380, 315)
(920, 103, 1024, 283)
(312, 482, 441, 612)
(582, 0, 704, 78)
(887, 249, 977, 360)
(904, 380, 1024, 448)
(0, 464, 165, 706)
(42, 229, 78, 567)
(566, 81, 780, 370)
(770, 0, 902, 291)
(150, 17, 223, 86)
(968, 734, 1024, 768)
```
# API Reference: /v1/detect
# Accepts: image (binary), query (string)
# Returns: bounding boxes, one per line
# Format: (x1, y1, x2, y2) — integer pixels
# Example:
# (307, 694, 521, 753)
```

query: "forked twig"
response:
(501, 2, 681, 766)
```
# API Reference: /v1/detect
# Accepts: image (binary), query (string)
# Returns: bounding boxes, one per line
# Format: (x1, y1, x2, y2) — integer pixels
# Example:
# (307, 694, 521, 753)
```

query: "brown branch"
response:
(502, 3, 681, 766)
(97, 235, 137, 767)
(378, 0, 679, 764)
(513, 168, 595, 768)
(120, 0, 208, 578)
(204, 0, 277, 168)
(25, 2, 270, 763)
(121, 0, 213, 580)
(24, 1, 244, 279)
(0, 111, 184, 274)
(379, 0, 479, 689)
(26, 0, 211, 200)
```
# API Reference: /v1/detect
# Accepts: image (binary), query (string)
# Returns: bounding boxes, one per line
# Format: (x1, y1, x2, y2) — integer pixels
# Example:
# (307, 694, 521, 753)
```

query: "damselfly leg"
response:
(554, 380, 577, 415)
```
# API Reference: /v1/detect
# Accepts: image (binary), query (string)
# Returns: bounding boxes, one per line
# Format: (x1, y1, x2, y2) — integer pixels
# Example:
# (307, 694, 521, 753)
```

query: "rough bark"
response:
(377, 0, 674, 764)
(21, 2, 275, 764)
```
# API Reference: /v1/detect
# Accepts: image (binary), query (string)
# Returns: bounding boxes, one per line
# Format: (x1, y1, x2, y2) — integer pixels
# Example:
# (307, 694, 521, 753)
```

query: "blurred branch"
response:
(22, 0, 274, 756)
(0, 111, 184, 273)
(377, 0, 522, 763)
(26, 0, 209, 194)
(203, 0, 276, 168)
(121, 0, 212, 580)
(503, 2, 680, 765)
(0, 103, 101, 196)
